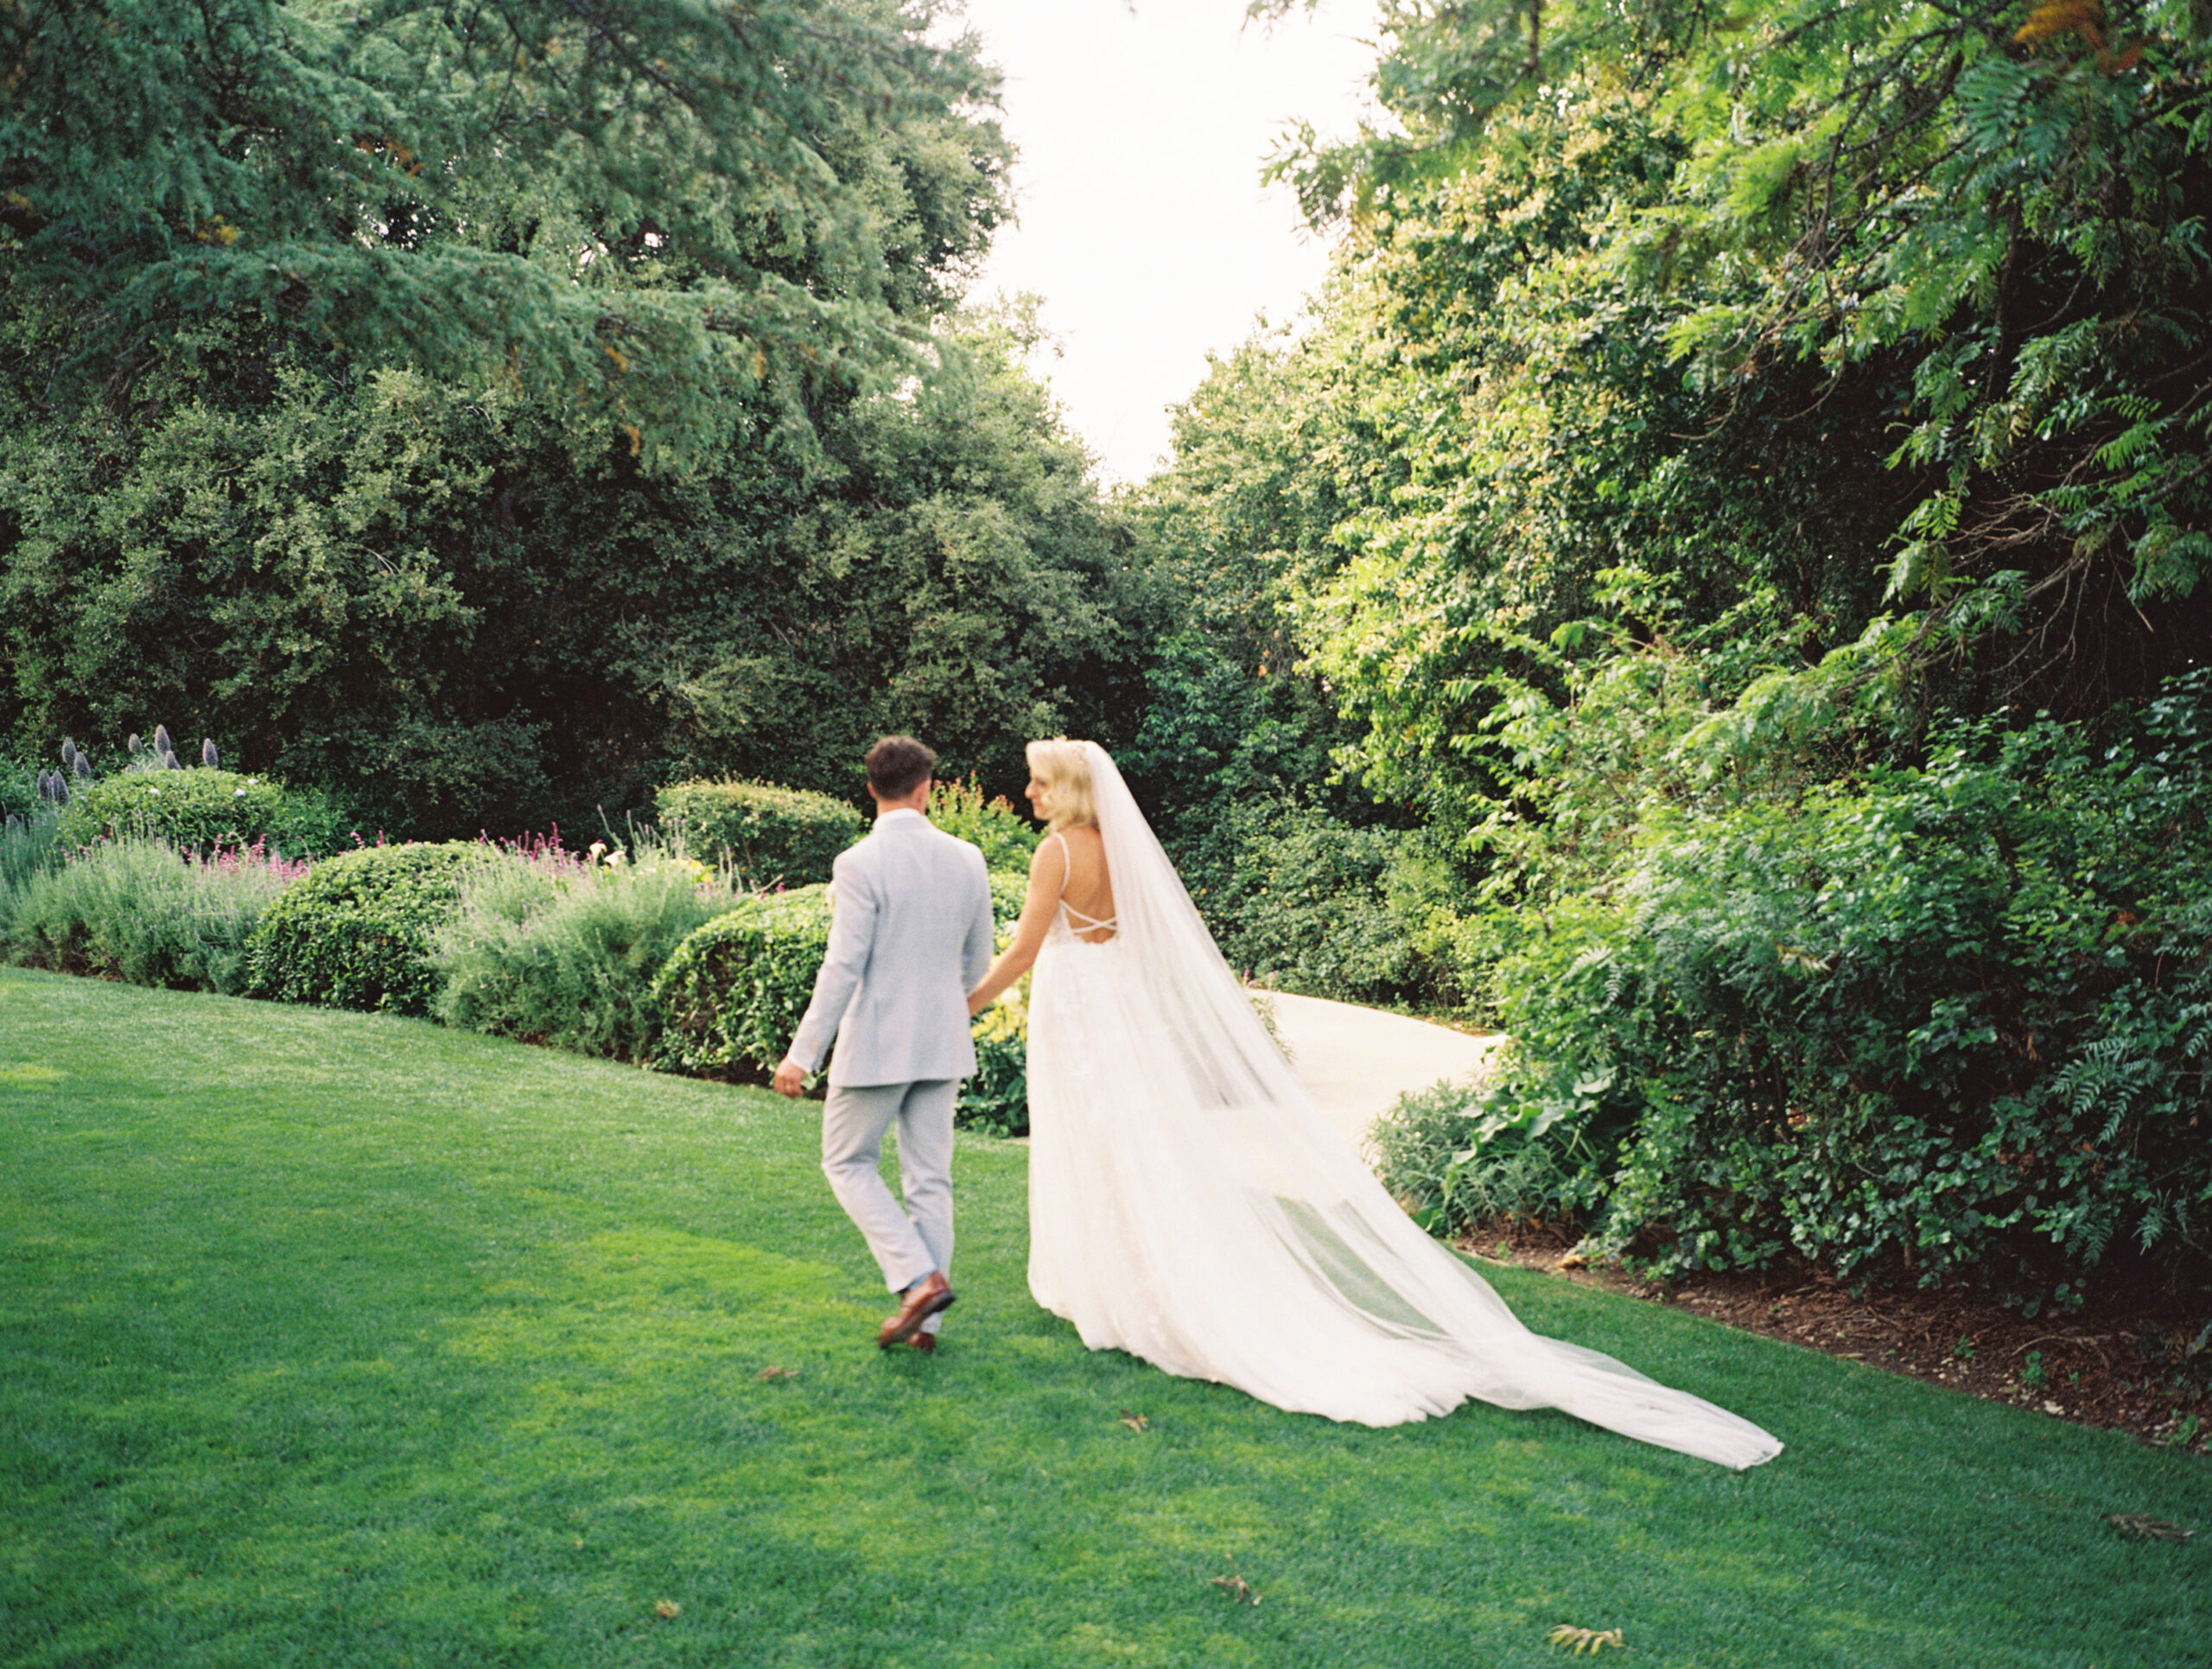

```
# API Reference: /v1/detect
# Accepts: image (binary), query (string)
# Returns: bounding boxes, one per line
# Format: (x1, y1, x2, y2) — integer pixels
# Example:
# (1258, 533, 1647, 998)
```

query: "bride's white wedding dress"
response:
(1021, 743, 1783, 1468)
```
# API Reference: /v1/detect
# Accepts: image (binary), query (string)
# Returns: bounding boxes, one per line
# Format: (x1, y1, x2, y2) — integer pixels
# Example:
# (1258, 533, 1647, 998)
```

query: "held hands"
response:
(772, 1055, 809, 1098)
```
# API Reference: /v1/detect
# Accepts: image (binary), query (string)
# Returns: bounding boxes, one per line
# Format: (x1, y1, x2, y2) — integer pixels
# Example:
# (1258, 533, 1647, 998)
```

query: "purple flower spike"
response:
(163, 749, 182, 771)
(202, 738, 219, 769)
(60, 738, 76, 769)
(153, 724, 173, 757)
(73, 753, 92, 780)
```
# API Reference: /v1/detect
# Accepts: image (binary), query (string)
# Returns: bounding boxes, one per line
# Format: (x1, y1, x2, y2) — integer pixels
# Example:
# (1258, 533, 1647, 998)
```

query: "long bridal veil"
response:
(1063, 742, 1782, 1467)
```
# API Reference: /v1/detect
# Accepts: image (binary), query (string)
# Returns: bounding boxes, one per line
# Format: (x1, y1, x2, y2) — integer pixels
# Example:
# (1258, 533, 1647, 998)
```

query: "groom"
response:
(772, 736, 995, 1352)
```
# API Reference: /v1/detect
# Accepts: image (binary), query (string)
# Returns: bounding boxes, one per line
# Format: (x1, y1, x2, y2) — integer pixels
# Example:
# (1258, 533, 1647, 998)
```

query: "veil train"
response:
(1025, 742, 1783, 1468)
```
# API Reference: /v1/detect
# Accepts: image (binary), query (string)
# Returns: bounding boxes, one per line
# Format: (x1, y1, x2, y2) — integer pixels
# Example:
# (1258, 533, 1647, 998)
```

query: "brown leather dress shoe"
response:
(877, 1271, 955, 1349)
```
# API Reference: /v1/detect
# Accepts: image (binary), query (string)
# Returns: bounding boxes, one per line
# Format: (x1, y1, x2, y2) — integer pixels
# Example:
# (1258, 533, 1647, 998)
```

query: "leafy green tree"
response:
(0, 309, 1150, 836)
(0, 0, 1008, 462)
(1124, 315, 1383, 840)
(652, 306, 1159, 802)
(1252, 0, 2210, 851)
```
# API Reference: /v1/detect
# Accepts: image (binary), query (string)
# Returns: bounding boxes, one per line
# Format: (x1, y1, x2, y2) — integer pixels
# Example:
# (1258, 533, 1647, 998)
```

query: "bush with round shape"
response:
(652, 884, 836, 1077)
(653, 778, 865, 888)
(57, 768, 353, 859)
(652, 871, 1030, 1089)
(244, 841, 479, 1014)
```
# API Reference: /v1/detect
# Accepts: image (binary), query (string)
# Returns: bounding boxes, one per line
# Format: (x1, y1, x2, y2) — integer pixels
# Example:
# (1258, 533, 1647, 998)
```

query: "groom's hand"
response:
(772, 1056, 808, 1098)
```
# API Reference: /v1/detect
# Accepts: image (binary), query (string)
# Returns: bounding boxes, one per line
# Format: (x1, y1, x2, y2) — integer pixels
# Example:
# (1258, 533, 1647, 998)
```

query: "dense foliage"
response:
(1155, 0, 2212, 1307)
(0, 0, 1007, 459)
(431, 841, 744, 1064)
(243, 841, 478, 1014)
(1, 3, 1149, 838)
(654, 778, 866, 889)
(1470, 684, 2212, 1302)
(0, 309, 1152, 838)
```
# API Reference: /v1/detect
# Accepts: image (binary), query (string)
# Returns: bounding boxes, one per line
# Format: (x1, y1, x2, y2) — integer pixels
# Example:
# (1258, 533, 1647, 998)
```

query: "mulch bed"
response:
(1462, 1219, 2212, 1459)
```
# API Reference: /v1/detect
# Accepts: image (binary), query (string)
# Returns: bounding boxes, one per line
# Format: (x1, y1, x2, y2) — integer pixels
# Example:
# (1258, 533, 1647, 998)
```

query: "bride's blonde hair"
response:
(1026, 737, 1096, 831)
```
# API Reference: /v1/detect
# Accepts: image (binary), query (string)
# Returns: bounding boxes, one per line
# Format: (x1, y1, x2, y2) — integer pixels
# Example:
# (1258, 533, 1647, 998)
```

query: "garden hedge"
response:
(653, 871, 1032, 1126)
(653, 778, 864, 887)
(244, 841, 480, 1015)
(55, 768, 353, 859)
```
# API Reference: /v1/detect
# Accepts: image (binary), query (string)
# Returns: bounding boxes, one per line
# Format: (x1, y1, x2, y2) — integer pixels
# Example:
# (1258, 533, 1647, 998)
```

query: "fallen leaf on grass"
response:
(1549, 1623, 1626, 1654)
(757, 1366, 800, 1382)
(2106, 1514, 2195, 1541)
(1119, 1411, 1148, 1431)
(654, 1599, 682, 1619)
(1209, 1570, 1262, 1605)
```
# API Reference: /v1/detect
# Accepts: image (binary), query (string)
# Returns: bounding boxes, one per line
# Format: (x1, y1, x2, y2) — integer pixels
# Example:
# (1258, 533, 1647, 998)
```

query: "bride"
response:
(964, 738, 1782, 1468)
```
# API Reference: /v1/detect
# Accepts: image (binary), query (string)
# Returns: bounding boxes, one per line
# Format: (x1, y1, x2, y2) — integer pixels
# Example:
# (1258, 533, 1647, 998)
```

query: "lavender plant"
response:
(431, 831, 747, 1062)
(4, 837, 308, 994)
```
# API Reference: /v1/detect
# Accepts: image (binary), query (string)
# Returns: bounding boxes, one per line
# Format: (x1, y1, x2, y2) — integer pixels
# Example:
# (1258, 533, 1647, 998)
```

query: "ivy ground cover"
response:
(0, 968, 2201, 1668)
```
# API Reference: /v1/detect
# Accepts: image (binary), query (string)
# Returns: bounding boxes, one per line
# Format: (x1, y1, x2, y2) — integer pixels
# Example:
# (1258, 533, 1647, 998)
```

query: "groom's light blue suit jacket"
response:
(788, 809, 995, 1087)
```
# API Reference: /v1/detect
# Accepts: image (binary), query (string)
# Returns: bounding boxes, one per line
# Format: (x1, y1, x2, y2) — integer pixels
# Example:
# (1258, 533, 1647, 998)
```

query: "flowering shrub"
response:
(927, 777, 1041, 872)
(4, 838, 308, 994)
(431, 835, 746, 1061)
(962, 984, 1030, 1137)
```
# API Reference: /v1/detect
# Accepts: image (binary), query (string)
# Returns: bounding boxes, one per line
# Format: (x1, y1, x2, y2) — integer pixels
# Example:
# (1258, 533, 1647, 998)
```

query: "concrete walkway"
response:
(1264, 990, 1503, 1157)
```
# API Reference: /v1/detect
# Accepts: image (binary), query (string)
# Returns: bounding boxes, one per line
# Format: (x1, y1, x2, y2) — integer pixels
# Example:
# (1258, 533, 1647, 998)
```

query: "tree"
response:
(0, 306, 1153, 836)
(1255, 0, 2212, 845)
(0, 0, 1009, 462)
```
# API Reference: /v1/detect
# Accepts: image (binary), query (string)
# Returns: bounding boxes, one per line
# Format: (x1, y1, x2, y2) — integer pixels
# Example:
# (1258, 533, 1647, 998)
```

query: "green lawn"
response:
(1, 967, 2202, 1667)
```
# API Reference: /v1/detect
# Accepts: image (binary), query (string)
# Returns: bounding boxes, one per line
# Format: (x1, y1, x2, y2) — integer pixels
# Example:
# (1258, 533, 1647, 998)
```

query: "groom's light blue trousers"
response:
(821, 1078, 957, 1322)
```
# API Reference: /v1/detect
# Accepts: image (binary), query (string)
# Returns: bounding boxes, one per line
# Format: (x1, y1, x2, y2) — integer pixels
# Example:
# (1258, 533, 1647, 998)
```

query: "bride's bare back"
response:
(1044, 824, 1115, 941)
(965, 819, 1116, 1014)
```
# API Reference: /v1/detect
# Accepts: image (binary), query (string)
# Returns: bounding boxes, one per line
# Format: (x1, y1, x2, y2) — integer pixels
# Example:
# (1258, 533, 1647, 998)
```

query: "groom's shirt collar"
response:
(875, 808, 926, 828)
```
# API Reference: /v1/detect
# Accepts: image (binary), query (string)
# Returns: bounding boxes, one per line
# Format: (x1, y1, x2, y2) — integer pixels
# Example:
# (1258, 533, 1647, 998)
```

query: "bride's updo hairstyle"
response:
(1026, 737, 1096, 831)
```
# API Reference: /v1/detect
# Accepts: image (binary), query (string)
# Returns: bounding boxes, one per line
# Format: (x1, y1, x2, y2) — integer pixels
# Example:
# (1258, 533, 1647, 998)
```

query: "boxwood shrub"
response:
(653, 778, 865, 887)
(652, 884, 836, 1078)
(244, 841, 480, 1014)
(652, 871, 1031, 1097)
(57, 768, 353, 859)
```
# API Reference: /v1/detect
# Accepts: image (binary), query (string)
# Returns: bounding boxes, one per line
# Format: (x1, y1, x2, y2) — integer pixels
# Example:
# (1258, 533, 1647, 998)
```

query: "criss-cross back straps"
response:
(1046, 830, 1118, 934)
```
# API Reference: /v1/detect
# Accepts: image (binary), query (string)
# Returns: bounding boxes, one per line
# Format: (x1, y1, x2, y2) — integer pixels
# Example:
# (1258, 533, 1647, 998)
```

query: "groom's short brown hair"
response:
(865, 735, 936, 799)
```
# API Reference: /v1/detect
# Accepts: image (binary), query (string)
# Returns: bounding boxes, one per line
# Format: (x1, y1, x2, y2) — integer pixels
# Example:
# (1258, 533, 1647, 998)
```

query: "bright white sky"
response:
(949, 0, 1377, 486)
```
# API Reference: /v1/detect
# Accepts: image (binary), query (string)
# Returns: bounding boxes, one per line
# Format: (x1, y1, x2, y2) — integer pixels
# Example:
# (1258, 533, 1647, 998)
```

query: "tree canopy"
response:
(1211, 0, 2212, 839)
(0, 0, 1010, 462)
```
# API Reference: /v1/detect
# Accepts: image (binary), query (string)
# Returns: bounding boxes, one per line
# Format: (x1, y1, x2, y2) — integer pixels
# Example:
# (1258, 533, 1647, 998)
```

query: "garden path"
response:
(1265, 991, 1502, 1158)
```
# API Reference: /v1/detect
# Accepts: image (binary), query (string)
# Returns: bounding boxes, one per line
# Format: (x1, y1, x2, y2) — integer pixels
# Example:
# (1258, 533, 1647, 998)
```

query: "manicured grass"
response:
(1, 967, 2202, 1667)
